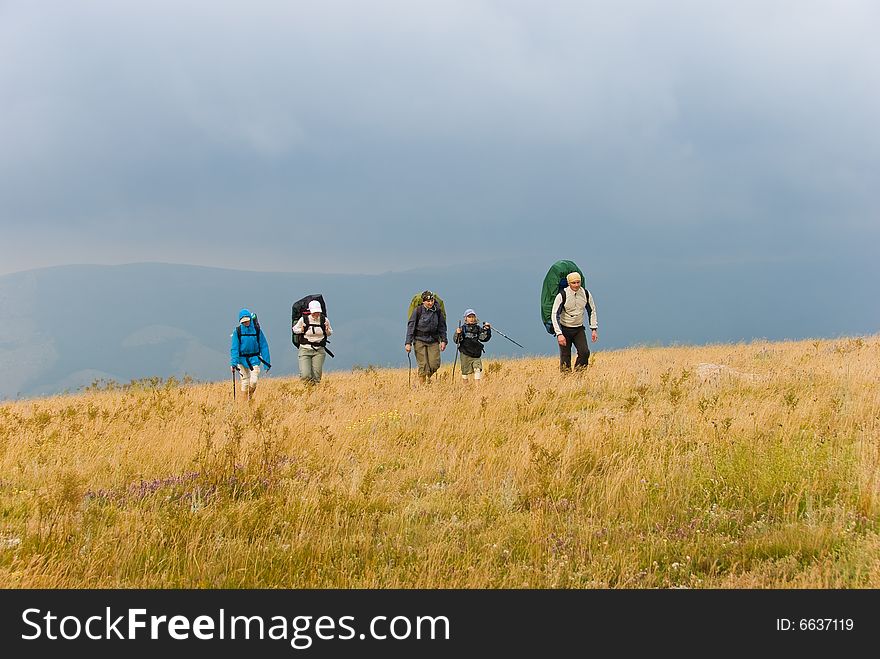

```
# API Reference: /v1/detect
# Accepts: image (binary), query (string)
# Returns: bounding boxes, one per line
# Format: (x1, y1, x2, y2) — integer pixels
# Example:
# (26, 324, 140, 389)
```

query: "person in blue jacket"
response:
(230, 308, 271, 400)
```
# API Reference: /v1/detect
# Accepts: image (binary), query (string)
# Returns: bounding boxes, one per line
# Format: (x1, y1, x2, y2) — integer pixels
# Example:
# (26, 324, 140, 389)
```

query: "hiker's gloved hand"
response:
(484, 323, 491, 329)
(455, 327, 462, 335)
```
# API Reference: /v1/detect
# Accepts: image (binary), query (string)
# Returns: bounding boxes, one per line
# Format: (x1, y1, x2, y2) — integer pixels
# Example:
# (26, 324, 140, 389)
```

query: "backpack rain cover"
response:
(540, 260, 585, 333)
(407, 293, 446, 322)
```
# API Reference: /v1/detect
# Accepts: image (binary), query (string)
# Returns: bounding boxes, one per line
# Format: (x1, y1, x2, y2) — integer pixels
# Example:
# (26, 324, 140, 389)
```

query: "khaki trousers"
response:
(413, 340, 441, 381)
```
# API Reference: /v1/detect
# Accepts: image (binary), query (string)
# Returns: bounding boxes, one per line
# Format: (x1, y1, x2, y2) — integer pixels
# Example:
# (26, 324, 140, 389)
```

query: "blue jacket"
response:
(230, 309, 271, 369)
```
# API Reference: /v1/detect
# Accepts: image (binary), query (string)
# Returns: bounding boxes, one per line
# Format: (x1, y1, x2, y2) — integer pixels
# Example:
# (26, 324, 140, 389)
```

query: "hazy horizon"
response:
(0, 255, 528, 278)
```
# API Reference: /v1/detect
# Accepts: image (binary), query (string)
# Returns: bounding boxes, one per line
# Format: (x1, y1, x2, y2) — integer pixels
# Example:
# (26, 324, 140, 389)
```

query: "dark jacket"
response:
(406, 304, 447, 344)
(453, 322, 491, 358)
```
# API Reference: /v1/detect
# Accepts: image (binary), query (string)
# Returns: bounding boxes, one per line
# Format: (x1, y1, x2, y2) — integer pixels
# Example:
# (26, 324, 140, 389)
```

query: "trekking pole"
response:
(490, 326, 527, 350)
(451, 322, 460, 384)
(231, 367, 236, 400)
(407, 351, 412, 388)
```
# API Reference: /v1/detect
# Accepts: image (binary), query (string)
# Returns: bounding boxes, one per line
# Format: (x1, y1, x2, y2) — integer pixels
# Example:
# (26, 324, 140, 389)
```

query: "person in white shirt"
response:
(550, 272, 598, 371)
(292, 300, 333, 383)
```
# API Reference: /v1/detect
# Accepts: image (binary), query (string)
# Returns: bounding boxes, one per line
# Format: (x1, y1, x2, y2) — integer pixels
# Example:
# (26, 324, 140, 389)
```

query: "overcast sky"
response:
(1, 0, 878, 276)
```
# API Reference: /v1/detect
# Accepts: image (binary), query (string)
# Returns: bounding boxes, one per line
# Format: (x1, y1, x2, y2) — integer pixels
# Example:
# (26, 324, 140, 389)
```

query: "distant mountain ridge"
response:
(1, 256, 876, 400)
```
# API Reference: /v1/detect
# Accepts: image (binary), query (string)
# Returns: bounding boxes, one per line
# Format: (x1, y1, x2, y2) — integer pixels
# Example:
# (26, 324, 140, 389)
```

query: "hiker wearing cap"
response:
(293, 299, 333, 384)
(405, 290, 447, 384)
(551, 272, 598, 371)
(453, 309, 491, 383)
(230, 308, 271, 399)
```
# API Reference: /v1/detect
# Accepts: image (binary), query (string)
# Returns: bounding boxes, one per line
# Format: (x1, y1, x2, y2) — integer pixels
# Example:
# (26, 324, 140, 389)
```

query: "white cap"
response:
(308, 300, 322, 314)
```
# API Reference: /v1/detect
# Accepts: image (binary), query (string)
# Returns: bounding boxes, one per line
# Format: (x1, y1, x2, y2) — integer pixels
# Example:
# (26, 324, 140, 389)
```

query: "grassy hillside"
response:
(1, 336, 878, 588)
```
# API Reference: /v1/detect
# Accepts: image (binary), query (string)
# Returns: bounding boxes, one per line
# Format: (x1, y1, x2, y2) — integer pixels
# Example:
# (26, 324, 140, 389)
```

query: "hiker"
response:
(453, 309, 491, 383)
(551, 272, 598, 371)
(293, 299, 333, 384)
(230, 308, 271, 399)
(405, 290, 447, 384)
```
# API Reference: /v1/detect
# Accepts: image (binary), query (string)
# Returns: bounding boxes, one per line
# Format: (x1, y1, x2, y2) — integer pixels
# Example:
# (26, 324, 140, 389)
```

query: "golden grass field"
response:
(1, 335, 878, 588)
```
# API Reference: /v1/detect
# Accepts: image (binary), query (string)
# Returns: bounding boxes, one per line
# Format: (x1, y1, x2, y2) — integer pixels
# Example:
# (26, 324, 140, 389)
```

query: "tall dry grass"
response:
(1, 335, 878, 588)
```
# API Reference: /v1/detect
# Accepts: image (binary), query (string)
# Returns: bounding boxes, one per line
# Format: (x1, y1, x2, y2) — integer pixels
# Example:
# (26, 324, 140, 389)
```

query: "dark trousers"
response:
(559, 325, 589, 371)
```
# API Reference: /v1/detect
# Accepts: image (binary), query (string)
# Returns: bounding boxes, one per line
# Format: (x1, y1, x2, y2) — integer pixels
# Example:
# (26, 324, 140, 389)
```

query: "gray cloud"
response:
(1, 0, 878, 278)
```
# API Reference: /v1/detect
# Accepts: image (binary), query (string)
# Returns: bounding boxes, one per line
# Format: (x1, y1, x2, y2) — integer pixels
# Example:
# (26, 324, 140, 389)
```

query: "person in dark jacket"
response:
(404, 290, 447, 384)
(230, 308, 271, 400)
(453, 308, 491, 384)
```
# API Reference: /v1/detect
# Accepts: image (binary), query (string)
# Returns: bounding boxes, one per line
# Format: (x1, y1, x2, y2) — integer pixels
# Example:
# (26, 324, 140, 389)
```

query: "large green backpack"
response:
(541, 260, 586, 333)
(407, 292, 446, 321)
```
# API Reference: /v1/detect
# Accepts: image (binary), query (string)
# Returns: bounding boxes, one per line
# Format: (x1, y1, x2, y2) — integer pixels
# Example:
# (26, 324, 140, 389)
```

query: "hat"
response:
(464, 308, 476, 318)
(421, 290, 435, 301)
(308, 300, 322, 314)
(566, 272, 582, 284)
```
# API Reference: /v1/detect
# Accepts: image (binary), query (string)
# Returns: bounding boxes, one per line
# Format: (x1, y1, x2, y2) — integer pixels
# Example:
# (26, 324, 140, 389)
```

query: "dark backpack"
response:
(457, 321, 489, 358)
(291, 294, 334, 357)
